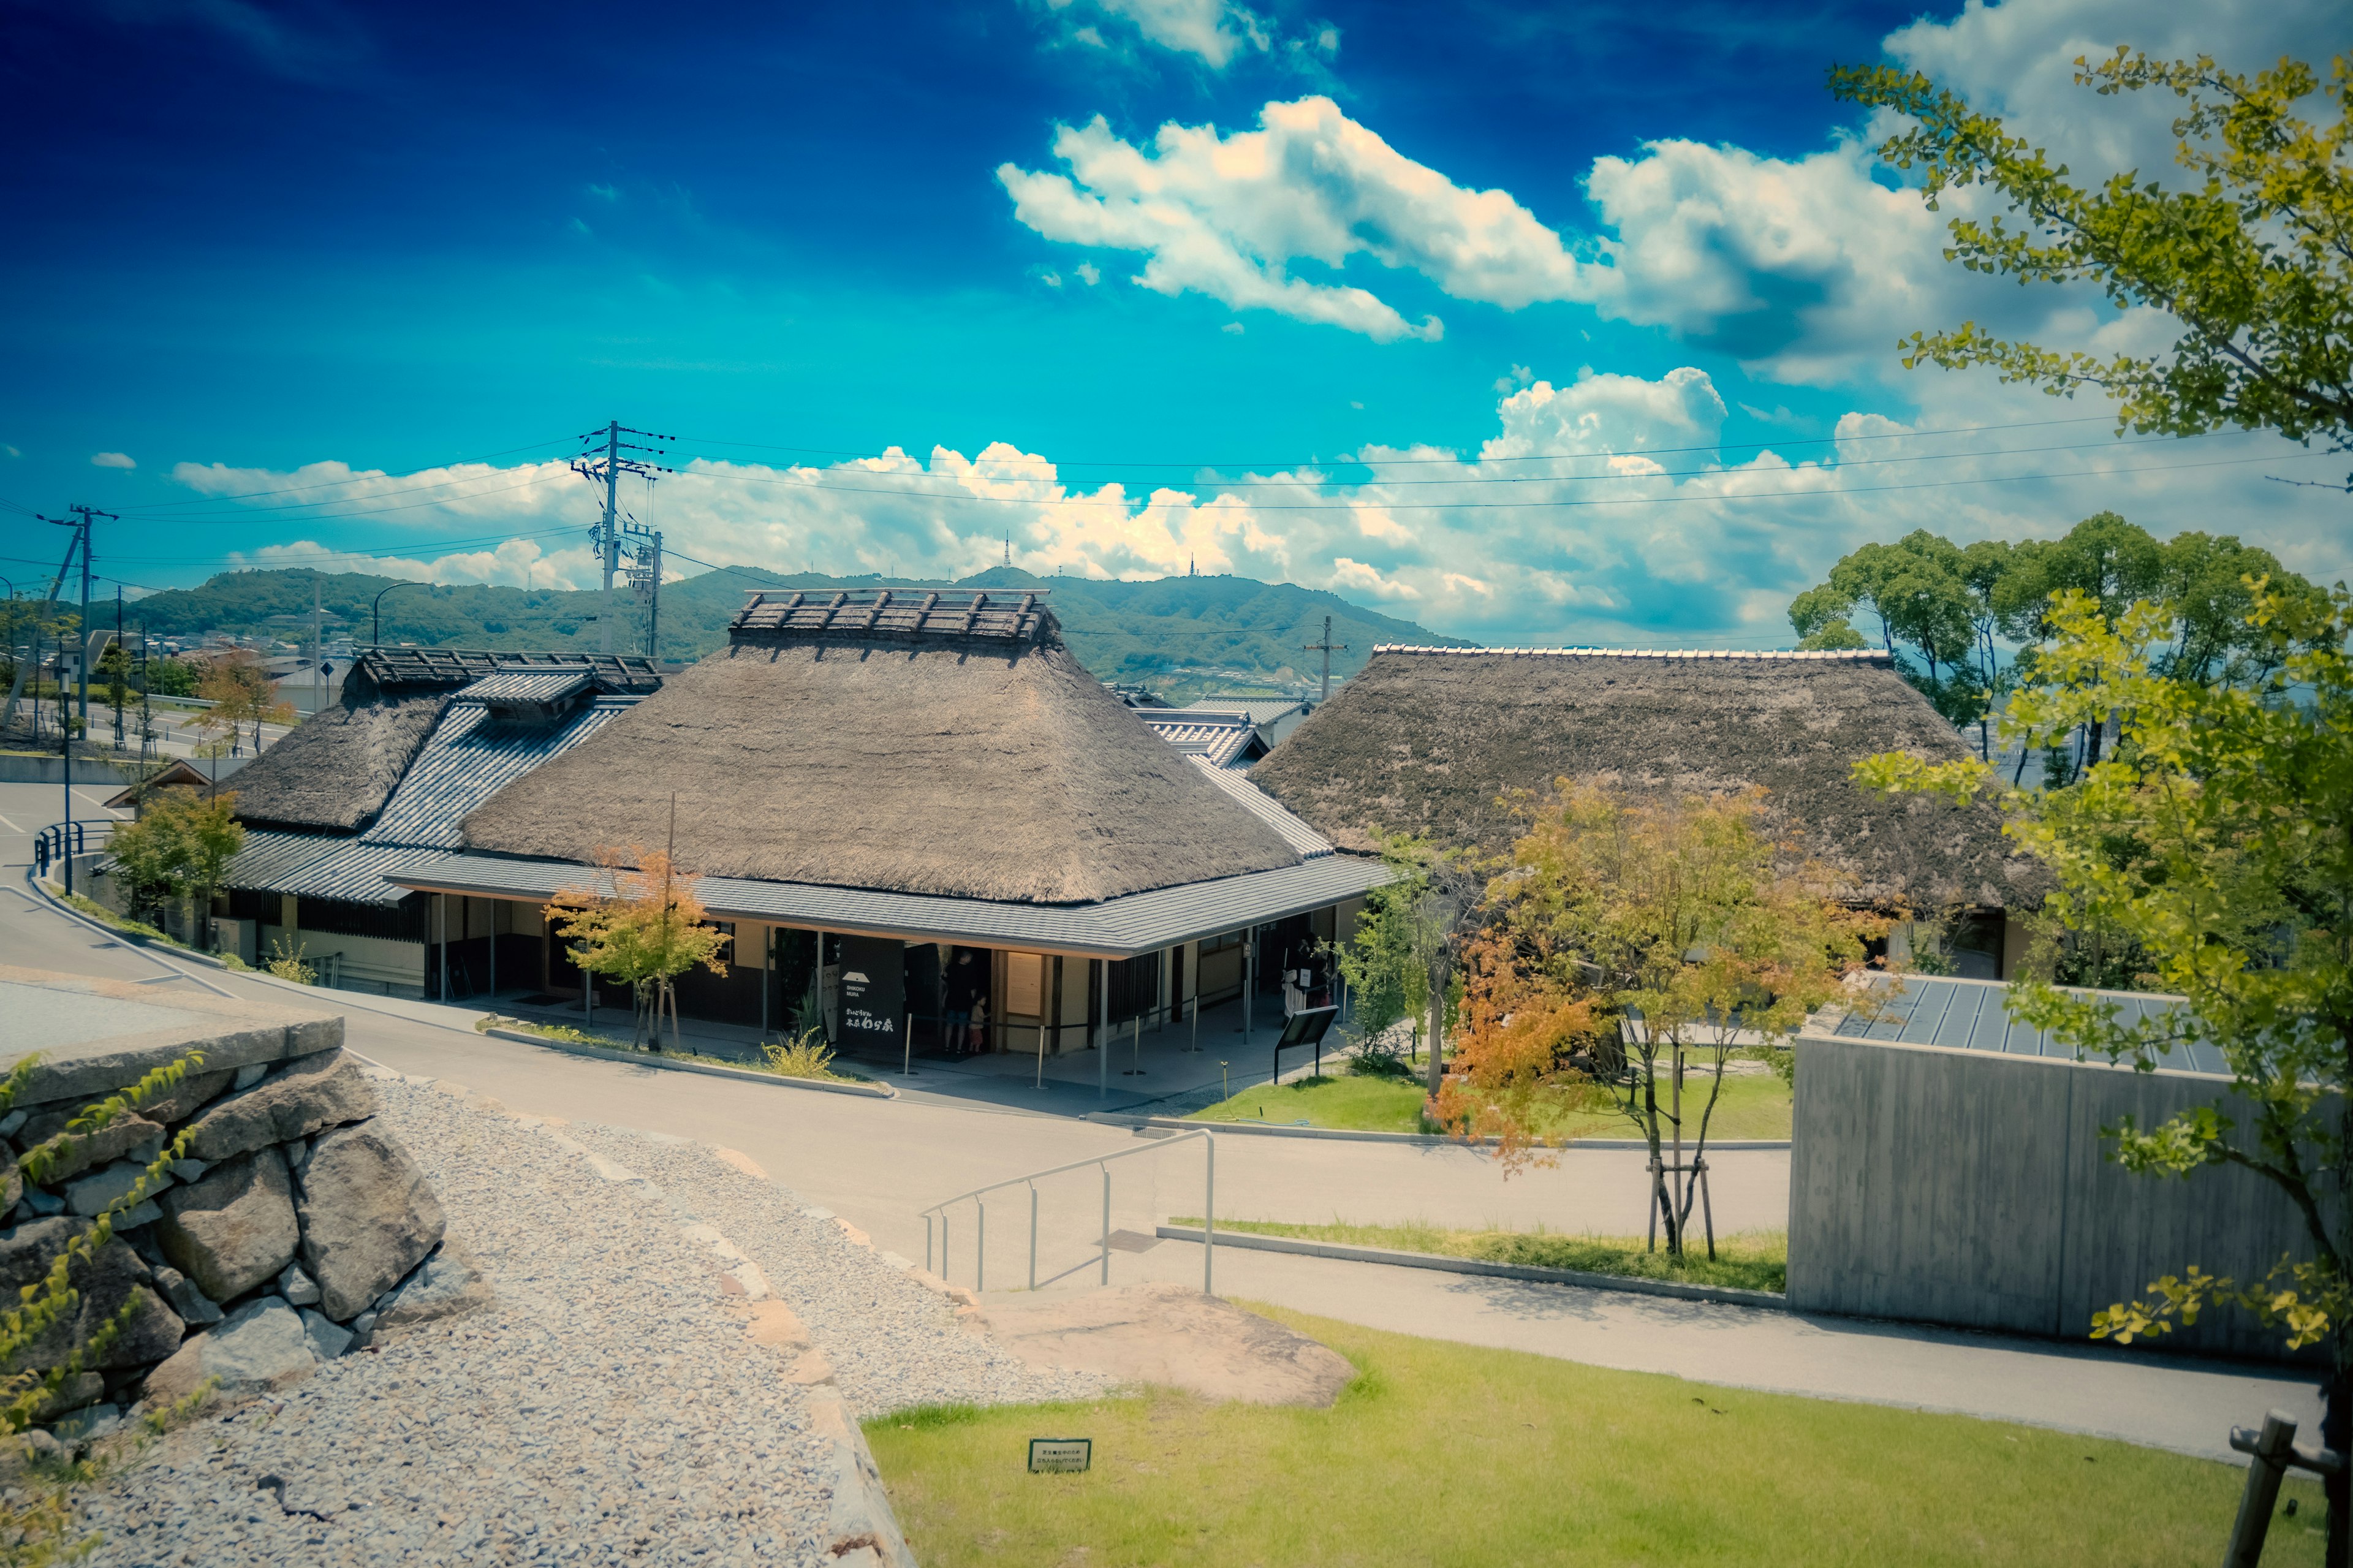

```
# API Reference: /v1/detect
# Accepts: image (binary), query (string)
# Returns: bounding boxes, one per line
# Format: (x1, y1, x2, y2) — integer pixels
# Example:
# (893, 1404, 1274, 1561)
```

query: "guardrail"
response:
(921, 1128, 1216, 1297)
(32, 819, 112, 878)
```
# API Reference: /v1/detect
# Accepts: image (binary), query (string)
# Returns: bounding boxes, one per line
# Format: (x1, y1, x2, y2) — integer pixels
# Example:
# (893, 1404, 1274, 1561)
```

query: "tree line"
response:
(1787, 514, 2328, 775)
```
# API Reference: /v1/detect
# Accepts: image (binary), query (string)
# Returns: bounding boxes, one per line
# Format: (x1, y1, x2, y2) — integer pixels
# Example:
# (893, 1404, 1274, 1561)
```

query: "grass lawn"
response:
(1177, 1218, 1787, 1292)
(1187, 1066, 1792, 1142)
(866, 1305, 2325, 1568)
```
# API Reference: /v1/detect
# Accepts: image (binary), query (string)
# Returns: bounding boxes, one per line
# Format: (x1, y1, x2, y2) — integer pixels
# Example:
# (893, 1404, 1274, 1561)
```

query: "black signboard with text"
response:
(837, 935, 905, 1052)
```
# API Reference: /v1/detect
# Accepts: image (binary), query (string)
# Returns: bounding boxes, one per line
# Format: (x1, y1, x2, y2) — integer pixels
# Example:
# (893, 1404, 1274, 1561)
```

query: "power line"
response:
(666, 411, 2135, 471)
(666, 443, 2336, 512)
(105, 468, 576, 526)
(672, 428, 2251, 495)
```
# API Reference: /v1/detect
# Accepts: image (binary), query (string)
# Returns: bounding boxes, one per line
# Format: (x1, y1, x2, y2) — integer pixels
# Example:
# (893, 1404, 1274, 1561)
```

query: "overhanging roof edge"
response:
(387, 852, 1392, 958)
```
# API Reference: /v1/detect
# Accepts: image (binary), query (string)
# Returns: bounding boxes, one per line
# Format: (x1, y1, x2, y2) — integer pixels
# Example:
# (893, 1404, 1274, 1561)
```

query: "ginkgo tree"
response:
(544, 844, 731, 1052)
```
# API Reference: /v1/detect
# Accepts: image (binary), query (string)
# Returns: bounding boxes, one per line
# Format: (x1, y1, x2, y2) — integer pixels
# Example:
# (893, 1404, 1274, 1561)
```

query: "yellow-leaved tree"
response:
(543, 844, 730, 1052)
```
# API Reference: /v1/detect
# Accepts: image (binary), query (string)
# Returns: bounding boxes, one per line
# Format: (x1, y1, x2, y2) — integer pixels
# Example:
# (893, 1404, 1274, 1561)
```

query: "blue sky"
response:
(1, 0, 2343, 645)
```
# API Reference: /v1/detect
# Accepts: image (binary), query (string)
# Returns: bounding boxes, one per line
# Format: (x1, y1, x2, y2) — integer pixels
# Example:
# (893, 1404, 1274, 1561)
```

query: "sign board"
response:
(1028, 1437, 1092, 1474)
(836, 935, 905, 1051)
(1275, 1006, 1338, 1051)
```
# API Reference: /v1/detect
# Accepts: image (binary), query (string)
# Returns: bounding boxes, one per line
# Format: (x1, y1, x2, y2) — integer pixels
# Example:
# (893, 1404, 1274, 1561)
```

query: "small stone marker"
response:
(1028, 1438, 1091, 1474)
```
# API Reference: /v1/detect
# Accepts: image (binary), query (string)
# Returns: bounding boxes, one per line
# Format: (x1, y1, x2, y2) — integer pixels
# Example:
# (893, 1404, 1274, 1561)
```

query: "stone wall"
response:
(0, 968, 479, 1450)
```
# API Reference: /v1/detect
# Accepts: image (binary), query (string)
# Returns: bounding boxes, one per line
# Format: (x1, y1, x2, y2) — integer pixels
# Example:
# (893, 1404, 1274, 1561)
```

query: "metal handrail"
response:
(921, 1128, 1216, 1297)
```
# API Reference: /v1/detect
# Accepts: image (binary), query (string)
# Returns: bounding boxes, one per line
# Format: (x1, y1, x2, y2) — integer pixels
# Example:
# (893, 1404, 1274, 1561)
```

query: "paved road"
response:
(4, 822, 2320, 1462)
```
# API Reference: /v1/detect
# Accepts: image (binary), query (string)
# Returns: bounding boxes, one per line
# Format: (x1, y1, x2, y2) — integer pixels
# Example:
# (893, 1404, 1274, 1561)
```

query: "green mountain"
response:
(124, 566, 1466, 700)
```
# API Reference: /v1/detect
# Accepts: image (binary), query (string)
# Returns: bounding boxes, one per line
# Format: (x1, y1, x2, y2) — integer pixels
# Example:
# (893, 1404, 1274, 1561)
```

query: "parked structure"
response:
(213, 592, 1380, 1078)
(1252, 645, 2039, 974)
(1788, 974, 2308, 1362)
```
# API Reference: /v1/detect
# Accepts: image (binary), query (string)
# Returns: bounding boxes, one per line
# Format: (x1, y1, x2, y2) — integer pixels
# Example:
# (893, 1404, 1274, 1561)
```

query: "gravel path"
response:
(564, 1123, 1107, 1418)
(79, 1077, 838, 1567)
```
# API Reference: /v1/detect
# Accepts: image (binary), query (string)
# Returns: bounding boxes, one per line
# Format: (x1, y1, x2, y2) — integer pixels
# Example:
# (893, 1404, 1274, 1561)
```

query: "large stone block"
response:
(298, 1121, 445, 1320)
(373, 1238, 490, 1338)
(155, 1148, 300, 1303)
(140, 1067, 235, 1126)
(0, 1218, 186, 1371)
(19, 1113, 165, 1186)
(142, 1298, 317, 1409)
(182, 1050, 376, 1163)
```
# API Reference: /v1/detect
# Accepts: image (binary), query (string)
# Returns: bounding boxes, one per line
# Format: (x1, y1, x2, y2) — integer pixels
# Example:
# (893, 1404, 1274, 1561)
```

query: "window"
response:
(1200, 931, 1245, 956)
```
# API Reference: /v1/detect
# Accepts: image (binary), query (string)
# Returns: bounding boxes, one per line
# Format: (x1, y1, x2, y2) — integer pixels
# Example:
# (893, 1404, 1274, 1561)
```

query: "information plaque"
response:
(1028, 1437, 1093, 1474)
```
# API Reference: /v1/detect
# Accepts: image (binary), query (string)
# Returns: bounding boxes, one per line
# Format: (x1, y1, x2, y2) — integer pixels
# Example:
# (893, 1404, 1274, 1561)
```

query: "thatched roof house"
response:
(1250, 645, 2038, 914)
(461, 590, 1303, 904)
(225, 648, 661, 834)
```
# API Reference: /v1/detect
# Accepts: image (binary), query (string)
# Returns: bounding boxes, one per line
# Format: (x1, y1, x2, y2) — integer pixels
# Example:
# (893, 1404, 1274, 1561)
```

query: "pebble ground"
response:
(76, 1077, 950, 1566)
(565, 1123, 1107, 1419)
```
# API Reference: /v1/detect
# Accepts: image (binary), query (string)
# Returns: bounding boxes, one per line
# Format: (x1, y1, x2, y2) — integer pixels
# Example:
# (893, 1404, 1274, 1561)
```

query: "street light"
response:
(371, 580, 419, 646)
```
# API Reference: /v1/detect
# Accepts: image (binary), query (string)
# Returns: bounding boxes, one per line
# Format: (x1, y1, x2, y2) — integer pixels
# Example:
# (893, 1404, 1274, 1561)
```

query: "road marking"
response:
(0, 812, 20, 833)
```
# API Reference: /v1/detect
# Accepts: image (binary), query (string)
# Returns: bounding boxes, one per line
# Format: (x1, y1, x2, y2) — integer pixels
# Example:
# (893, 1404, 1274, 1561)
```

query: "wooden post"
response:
(2226, 1411, 2298, 1567)
(1097, 957, 1109, 1099)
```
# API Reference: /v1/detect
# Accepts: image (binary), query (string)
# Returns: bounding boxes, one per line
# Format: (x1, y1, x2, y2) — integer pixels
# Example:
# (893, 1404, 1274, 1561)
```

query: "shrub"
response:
(762, 1029, 838, 1081)
(264, 937, 316, 985)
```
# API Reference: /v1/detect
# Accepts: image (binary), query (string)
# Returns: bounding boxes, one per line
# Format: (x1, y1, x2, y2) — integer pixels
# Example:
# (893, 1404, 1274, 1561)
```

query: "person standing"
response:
(942, 947, 983, 1056)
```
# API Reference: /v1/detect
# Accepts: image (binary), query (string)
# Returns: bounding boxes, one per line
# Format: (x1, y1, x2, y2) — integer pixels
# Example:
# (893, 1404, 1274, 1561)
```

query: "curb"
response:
(479, 1027, 896, 1098)
(1108, 1113, 1789, 1152)
(1152, 1225, 1789, 1311)
(23, 873, 238, 998)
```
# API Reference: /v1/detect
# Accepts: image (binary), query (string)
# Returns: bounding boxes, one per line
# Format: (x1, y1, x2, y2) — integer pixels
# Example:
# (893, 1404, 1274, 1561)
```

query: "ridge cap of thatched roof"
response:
(729, 586, 1058, 648)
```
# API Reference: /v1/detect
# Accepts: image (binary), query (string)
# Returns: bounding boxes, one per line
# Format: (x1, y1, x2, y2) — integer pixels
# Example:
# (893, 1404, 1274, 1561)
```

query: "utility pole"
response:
(69, 505, 112, 732)
(1302, 615, 1348, 703)
(112, 585, 125, 749)
(4, 518, 82, 736)
(623, 522, 662, 657)
(570, 422, 671, 654)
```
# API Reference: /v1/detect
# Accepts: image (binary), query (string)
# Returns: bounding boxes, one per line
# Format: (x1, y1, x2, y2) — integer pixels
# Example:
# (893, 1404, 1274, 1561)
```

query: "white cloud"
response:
(172, 363, 2351, 651)
(1000, 97, 1598, 341)
(1044, 0, 1270, 67)
(1074, 262, 1100, 286)
(91, 451, 136, 469)
(1221, 321, 1244, 335)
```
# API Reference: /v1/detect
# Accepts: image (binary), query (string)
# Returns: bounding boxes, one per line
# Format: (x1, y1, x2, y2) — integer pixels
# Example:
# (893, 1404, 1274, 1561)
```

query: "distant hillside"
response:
(126, 566, 1466, 699)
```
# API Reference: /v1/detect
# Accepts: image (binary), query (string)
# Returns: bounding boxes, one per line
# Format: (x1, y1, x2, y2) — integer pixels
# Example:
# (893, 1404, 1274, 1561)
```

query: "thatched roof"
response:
(1249, 646, 2040, 911)
(228, 651, 661, 835)
(224, 682, 449, 833)
(460, 594, 1303, 904)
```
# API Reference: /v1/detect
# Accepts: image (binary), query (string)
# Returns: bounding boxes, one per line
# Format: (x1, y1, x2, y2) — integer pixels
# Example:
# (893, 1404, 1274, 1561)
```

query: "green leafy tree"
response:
(144, 657, 196, 699)
(1789, 532, 1994, 731)
(1859, 584, 2353, 1552)
(1332, 836, 1442, 1074)
(1831, 49, 2352, 475)
(102, 787, 245, 933)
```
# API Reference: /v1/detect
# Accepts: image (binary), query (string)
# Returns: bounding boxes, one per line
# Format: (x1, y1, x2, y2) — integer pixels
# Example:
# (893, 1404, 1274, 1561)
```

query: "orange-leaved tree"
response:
(1438, 785, 1878, 1252)
(543, 845, 730, 1051)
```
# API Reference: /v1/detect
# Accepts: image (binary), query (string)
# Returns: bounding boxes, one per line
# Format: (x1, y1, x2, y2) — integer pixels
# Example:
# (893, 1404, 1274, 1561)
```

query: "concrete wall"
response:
(1787, 1033, 2322, 1363)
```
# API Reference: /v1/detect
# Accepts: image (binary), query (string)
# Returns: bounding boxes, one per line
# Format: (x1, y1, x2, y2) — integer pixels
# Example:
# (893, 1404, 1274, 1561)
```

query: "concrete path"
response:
(4, 837, 2321, 1463)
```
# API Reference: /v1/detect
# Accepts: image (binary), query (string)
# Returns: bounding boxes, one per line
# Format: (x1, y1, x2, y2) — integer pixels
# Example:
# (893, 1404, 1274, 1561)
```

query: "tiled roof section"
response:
(361, 697, 632, 850)
(221, 830, 346, 891)
(729, 588, 1056, 645)
(1373, 645, 1896, 664)
(1184, 756, 1331, 857)
(356, 647, 662, 692)
(1817, 974, 2219, 1076)
(1187, 696, 1311, 724)
(456, 670, 594, 703)
(389, 849, 1390, 958)
(1140, 711, 1260, 768)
